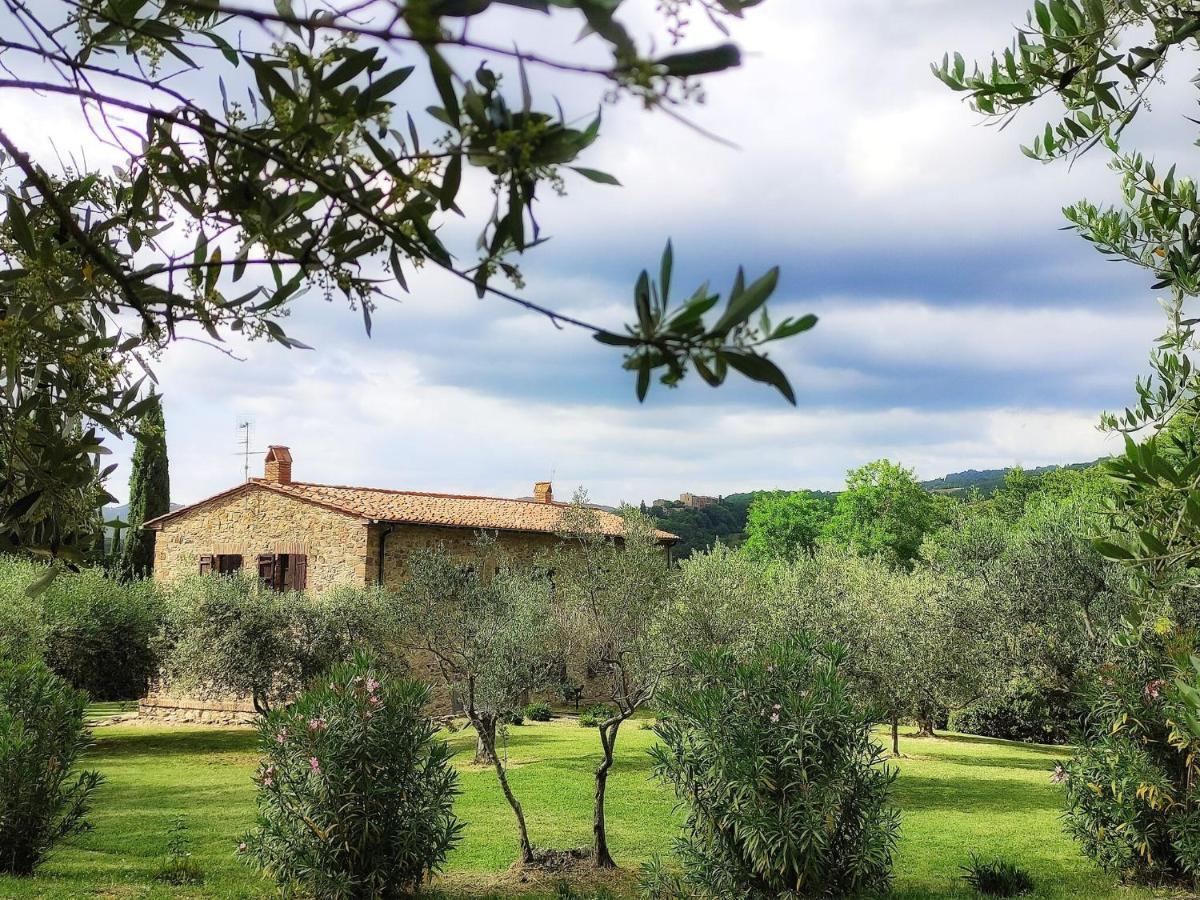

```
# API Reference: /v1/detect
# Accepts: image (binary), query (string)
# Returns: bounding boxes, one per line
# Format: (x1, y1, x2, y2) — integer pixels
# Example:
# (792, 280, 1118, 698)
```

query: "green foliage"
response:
(159, 574, 400, 715)
(152, 815, 204, 886)
(644, 494, 756, 559)
(961, 856, 1035, 897)
(824, 459, 947, 568)
(523, 702, 552, 722)
(577, 704, 614, 728)
(118, 393, 169, 581)
(741, 490, 833, 561)
(648, 638, 900, 898)
(0, 256, 143, 564)
(240, 652, 462, 898)
(0, 556, 160, 699)
(949, 680, 1080, 745)
(0, 659, 103, 876)
(1059, 626, 1200, 884)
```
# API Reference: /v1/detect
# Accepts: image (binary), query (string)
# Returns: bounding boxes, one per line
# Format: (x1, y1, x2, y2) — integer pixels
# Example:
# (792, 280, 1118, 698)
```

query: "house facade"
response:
(146, 445, 677, 594)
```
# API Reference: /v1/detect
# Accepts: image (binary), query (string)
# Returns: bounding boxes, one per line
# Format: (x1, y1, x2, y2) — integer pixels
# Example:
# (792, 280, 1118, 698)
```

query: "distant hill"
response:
(645, 460, 1103, 558)
(919, 460, 1102, 497)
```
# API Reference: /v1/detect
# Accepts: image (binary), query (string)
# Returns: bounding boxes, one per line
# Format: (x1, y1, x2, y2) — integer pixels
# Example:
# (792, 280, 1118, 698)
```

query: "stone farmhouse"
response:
(145, 445, 678, 595)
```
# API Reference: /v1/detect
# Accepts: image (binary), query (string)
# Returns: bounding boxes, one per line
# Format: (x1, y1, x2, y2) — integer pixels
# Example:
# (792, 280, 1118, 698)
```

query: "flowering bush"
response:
(1058, 626, 1200, 883)
(0, 659, 103, 875)
(239, 652, 462, 898)
(644, 637, 899, 898)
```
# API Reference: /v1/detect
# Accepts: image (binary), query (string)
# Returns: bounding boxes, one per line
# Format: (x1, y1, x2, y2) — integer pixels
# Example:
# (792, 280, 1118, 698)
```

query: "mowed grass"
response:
(0, 717, 1169, 899)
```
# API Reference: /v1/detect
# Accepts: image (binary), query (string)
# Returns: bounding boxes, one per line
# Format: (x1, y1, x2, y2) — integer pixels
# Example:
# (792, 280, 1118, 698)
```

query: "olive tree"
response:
(395, 537, 558, 866)
(555, 497, 677, 869)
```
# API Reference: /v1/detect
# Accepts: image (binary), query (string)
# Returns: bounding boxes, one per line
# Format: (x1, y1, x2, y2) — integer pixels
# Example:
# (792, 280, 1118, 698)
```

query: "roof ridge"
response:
(283, 481, 575, 509)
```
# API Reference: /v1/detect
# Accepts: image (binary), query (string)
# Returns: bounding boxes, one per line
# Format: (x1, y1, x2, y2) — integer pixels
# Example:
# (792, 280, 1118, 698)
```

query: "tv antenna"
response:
(235, 419, 263, 481)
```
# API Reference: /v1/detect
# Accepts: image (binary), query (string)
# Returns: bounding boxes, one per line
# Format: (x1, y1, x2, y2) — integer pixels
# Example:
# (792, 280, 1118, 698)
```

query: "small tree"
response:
(0, 659, 103, 875)
(240, 652, 462, 898)
(556, 498, 677, 868)
(119, 392, 170, 581)
(396, 538, 558, 866)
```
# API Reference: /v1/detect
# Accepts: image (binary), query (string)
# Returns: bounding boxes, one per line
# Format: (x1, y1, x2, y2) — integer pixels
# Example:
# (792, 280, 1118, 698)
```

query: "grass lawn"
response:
(0, 717, 1168, 899)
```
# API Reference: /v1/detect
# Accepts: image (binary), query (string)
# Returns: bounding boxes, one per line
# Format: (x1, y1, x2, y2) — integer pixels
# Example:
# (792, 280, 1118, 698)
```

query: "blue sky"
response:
(7, 0, 1188, 505)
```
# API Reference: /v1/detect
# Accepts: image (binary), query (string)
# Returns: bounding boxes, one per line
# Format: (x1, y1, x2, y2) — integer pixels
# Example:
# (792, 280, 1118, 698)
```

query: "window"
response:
(199, 554, 243, 575)
(257, 553, 308, 592)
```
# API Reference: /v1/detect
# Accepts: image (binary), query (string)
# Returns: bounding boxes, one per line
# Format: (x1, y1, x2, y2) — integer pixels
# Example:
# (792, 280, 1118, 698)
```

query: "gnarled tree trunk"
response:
(472, 712, 534, 865)
(593, 714, 629, 869)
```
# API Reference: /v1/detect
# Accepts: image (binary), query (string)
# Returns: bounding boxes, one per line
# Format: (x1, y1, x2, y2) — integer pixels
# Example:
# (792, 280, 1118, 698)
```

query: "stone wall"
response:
(152, 485, 369, 594)
(368, 521, 561, 588)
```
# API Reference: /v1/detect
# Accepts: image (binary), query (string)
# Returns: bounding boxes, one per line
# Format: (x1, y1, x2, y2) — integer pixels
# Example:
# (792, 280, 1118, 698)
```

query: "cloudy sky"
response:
(9, 0, 1193, 506)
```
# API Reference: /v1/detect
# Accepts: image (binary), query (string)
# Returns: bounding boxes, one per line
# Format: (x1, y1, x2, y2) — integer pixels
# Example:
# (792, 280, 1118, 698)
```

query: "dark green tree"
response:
(119, 394, 169, 581)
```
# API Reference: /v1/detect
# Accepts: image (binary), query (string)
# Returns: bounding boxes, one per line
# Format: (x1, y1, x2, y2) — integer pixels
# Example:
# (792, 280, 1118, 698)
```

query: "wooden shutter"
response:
(257, 553, 276, 589)
(291, 555, 307, 592)
(198, 555, 214, 575)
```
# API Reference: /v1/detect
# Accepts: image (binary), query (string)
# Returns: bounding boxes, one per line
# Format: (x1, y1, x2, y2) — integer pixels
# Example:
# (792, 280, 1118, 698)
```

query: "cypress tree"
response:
(120, 393, 169, 581)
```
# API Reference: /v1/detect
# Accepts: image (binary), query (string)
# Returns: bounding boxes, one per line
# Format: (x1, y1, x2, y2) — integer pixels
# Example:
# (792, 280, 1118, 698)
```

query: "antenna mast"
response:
(235, 419, 261, 481)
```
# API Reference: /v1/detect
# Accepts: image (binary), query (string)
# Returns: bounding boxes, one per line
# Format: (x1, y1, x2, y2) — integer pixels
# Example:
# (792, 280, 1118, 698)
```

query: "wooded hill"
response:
(645, 461, 1100, 558)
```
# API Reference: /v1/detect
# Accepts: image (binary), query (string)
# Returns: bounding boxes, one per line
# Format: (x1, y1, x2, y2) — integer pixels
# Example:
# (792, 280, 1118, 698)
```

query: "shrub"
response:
(523, 702, 552, 722)
(961, 856, 1034, 896)
(1059, 626, 1200, 883)
(239, 652, 462, 898)
(0, 556, 160, 699)
(0, 659, 103, 875)
(648, 638, 900, 898)
(505, 710, 525, 726)
(159, 577, 403, 714)
(949, 679, 1079, 745)
(578, 703, 613, 728)
(41, 569, 161, 700)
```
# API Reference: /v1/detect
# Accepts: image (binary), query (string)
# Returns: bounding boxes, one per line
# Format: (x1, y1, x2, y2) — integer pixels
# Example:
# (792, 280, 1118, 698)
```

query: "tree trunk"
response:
(474, 714, 496, 765)
(474, 713, 534, 865)
(890, 711, 900, 757)
(593, 717, 624, 869)
(914, 716, 936, 738)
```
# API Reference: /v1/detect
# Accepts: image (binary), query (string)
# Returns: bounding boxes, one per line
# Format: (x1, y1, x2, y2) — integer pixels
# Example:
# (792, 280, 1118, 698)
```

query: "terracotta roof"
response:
(145, 479, 678, 543)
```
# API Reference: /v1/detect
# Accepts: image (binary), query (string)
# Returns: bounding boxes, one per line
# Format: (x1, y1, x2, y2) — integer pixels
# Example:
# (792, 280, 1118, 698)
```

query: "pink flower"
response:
(237, 842, 247, 853)
(366, 678, 380, 693)
(275, 728, 288, 744)
(309, 757, 321, 775)
(772, 703, 781, 711)
(769, 713, 780, 723)
(260, 764, 276, 787)
(1050, 764, 1067, 785)
(765, 664, 776, 673)
(1145, 679, 1166, 700)
(308, 717, 328, 732)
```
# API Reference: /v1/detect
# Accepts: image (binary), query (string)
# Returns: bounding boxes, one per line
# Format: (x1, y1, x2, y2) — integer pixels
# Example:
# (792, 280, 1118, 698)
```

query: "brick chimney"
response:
(533, 481, 553, 504)
(264, 446, 293, 484)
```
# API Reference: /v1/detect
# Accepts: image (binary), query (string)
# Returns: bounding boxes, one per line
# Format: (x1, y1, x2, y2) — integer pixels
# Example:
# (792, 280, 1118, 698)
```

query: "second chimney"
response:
(533, 481, 553, 504)
(264, 446, 293, 484)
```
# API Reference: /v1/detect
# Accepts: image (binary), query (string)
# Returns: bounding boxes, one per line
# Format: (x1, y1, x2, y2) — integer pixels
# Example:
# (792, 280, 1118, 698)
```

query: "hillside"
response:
(646, 460, 1100, 558)
(919, 460, 1102, 497)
